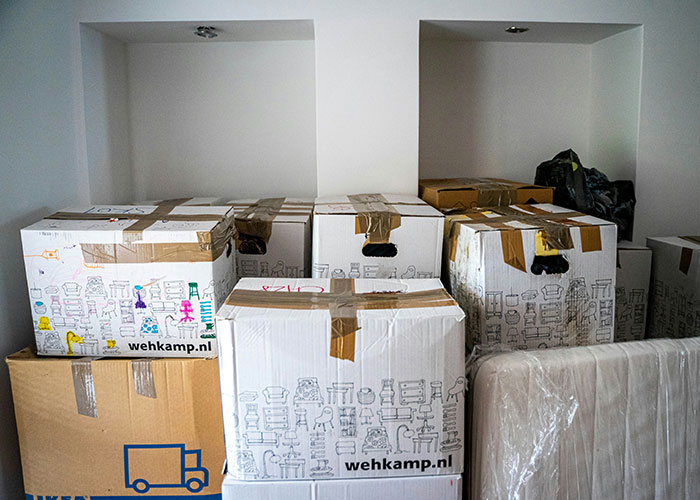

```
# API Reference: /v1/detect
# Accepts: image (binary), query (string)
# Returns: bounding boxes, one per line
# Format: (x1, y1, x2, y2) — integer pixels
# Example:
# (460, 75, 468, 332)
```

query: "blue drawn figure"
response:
(124, 444, 209, 494)
(140, 316, 159, 337)
(134, 285, 147, 310)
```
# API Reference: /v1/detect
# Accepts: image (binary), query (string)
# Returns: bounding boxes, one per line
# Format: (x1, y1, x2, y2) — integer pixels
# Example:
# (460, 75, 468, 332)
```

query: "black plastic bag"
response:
(534, 149, 635, 241)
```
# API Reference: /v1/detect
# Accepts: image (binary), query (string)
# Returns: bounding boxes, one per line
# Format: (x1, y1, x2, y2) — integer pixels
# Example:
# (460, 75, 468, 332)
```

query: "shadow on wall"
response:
(0, 206, 57, 497)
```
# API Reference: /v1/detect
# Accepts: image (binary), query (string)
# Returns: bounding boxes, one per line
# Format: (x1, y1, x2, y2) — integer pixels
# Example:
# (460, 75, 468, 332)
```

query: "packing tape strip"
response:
(132, 359, 157, 399)
(71, 358, 98, 418)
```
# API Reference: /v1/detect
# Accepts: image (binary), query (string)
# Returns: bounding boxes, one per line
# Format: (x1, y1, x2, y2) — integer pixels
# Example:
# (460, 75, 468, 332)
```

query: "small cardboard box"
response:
(216, 278, 466, 480)
(446, 204, 617, 349)
(7, 348, 225, 498)
(21, 205, 236, 357)
(419, 178, 554, 211)
(222, 473, 462, 499)
(615, 242, 652, 342)
(134, 197, 225, 206)
(227, 198, 313, 278)
(312, 194, 443, 280)
(647, 236, 700, 338)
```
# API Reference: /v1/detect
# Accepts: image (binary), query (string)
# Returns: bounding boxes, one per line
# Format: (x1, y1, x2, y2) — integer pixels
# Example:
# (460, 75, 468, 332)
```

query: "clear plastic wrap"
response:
(467, 338, 700, 499)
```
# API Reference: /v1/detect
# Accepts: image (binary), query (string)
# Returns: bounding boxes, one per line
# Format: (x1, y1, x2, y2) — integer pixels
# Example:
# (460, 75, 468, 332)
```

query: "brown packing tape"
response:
(477, 188, 518, 208)
(329, 279, 359, 361)
(224, 282, 457, 361)
(153, 198, 194, 206)
(348, 194, 402, 245)
(234, 198, 286, 246)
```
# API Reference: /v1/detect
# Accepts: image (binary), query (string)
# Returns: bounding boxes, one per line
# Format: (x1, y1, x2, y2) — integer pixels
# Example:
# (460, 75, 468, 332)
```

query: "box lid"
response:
(420, 177, 550, 193)
(450, 204, 615, 233)
(134, 197, 224, 206)
(314, 193, 442, 217)
(22, 205, 234, 242)
(647, 236, 700, 250)
(216, 278, 463, 321)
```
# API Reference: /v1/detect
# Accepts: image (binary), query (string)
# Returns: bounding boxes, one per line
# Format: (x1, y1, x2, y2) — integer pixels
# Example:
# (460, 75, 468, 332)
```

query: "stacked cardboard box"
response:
(312, 194, 444, 279)
(615, 242, 652, 341)
(227, 197, 313, 278)
(445, 204, 617, 349)
(647, 236, 700, 338)
(215, 278, 465, 498)
(419, 178, 554, 212)
(7, 349, 226, 498)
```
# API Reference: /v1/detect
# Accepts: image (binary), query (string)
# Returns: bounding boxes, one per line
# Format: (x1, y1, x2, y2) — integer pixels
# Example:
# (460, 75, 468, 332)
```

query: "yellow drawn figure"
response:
(66, 331, 84, 356)
(38, 317, 52, 330)
(106, 339, 117, 349)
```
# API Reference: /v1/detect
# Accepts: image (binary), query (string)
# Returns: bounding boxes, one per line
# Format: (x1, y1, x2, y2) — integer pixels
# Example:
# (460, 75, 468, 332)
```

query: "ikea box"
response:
(647, 236, 700, 339)
(615, 243, 652, 342)
(7, 348, 225, 498)
(312, 194, 443, 280)
(222, 474, 462, 499)
(419, 178, 554, 211)
(216, 278, 466, 480)
(447, 204, 617, 349)
(20, 205, 236, 357)
(134, 197, 225, 206)
(228, 198, 313, 278)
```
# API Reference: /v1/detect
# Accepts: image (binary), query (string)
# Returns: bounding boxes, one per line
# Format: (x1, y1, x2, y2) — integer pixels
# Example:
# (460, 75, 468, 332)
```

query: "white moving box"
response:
(469, 338, 700, 500)
(312, 194, 443, 279)
(216, 278, 465, 480)
(615, 242, 652, 342)
(446, 204, 617, 349)
(21, 205, 236, 357)
(222, 473, 462, 500)
(134, 197, 225, 206)
(228, 198, 313, 278)
(647, 236, 700, 338)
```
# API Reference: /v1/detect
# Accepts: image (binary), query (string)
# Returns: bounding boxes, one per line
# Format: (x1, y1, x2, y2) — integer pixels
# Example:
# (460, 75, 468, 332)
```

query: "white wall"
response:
(589, 28, 642, 182)
(80, 25, 133, 203)
(127, 40, 317, 200)
(420, 40, 591, 181)
(0, 0, 81, 496)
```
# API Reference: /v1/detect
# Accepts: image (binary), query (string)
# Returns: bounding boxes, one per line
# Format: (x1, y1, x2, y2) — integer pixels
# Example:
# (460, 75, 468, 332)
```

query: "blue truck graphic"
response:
(124, 444, 209, 494)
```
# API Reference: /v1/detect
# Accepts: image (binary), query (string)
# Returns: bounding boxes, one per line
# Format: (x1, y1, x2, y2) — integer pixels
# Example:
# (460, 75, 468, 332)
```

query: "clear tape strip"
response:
(132, 359, 157, 399)
(71, 358, 98, 418)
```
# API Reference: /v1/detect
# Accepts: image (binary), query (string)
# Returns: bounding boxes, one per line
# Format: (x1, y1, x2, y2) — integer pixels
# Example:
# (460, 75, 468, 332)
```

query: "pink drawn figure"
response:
(179, 300, 195, 323)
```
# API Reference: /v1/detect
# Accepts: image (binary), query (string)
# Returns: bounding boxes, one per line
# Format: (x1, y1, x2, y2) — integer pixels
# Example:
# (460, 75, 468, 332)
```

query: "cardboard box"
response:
(446, 204, 617, 349)
(216, 278, 466, 480)
(21, 205, 236, 357)
(469, 337, 700, 499)
(615, 242, 652, 342)
(222, 473, 462, 499)
(647, 236, 700, 338)
(419, 178, 554, 211)
(134, 197, 225, 206)
(312, 194, 443, 280)
(227, 198, 313, 278)
(7, 348, 225, 498)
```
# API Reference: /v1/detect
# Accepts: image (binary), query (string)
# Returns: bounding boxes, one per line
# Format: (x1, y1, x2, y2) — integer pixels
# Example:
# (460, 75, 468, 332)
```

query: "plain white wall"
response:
(420, 40, 591, 181)
(127, 40, 317, 200)
(80, 25, 134, 203)
(0, 0, 82, 496)
(589, 28, 642, 182)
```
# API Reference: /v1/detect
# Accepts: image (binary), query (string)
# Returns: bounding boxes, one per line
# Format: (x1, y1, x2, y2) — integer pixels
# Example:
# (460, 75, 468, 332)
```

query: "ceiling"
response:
(420, 21, 639, 44)
(85, 20, 315, 43)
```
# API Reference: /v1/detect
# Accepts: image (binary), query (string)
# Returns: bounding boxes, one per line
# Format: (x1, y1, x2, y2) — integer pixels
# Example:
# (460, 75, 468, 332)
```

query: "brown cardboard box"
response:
(7, 348, 225, 499)
(419, 178, 554, 211)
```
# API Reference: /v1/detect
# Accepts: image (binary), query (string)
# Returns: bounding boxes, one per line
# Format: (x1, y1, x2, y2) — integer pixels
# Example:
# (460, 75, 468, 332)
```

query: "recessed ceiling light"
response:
(505, 26, 529, 34)
(194, 26, 218, 39)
